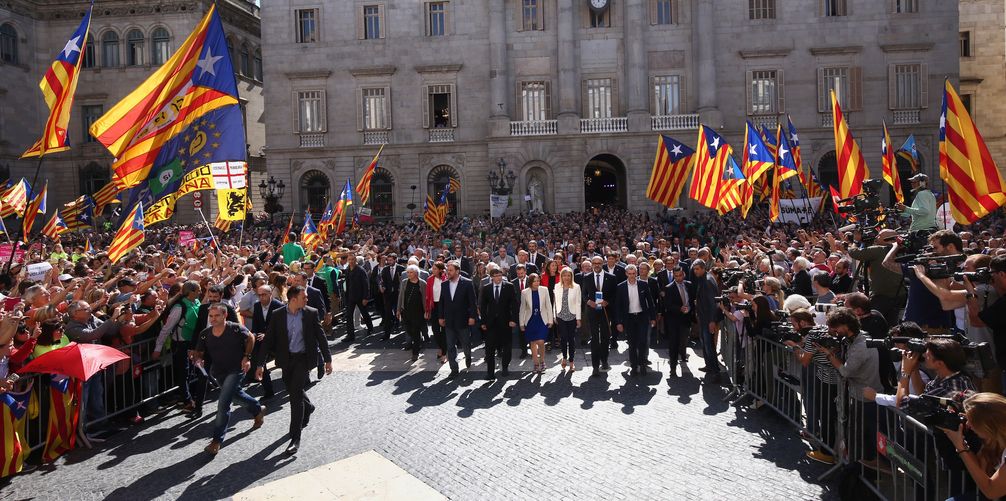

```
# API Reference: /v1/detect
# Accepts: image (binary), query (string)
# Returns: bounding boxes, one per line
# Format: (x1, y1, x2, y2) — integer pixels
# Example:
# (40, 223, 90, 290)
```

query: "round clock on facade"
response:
(590, 0, 609, 13)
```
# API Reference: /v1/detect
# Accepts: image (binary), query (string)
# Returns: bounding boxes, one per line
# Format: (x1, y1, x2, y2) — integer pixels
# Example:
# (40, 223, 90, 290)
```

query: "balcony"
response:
(298, 133, 325, 148)
(428, 128, 455, 143)
(651, 114, 700, 131)
(363, 130, 389, 145)
(580, 117, 627, 134)
(748, 115, 780, 129)
(893, 109, 921, 125)
(510, 120, 558, 136)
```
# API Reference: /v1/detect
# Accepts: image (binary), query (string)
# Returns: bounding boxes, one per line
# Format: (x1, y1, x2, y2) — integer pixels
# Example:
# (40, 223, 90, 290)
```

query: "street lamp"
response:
(258, 175, 286, 224)
(487, 158, 517, 195)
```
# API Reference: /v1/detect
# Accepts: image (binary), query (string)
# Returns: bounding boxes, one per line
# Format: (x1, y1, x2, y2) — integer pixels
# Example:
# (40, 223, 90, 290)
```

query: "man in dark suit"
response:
(509, 264, 531, 358)
(603, 252, 626, 349)
(302, 261, 331, 312)
(343, 256, 375, 343)
(291, 272, 329, 379)
(582, 256, 617, 376)
(509, 251, 538, 280)
(615, 264, 656, 376)
(438, 260, 478, 379)
(662, 266, 695, 377)
(254, 285, 332, 455)
(250, 285, 284, 399)
(527, 240, 546, 272)
(692, 259, 722, 383)
(479, 267, 517, 380)
(379, 254, 404, 339)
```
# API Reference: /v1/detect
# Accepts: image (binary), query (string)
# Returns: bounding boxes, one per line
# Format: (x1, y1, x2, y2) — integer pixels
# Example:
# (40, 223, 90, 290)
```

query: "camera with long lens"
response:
(720, 269, 758, 294)
(903, 394, 968, 430)
(954, 268, 993, 284)
(898, 229, 935, 255)
(940, 330, 998, 379)
(762, 321, 803, 344)
(895, 253, 967, 280)
(836, 179, 884, 214)
(866, 336, 927, 363)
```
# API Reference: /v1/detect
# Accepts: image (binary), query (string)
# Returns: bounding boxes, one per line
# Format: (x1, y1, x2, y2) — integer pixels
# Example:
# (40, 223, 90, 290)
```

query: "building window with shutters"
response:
(0, 23, 17, 64)
(362, 88, 388, 130)
(296, 9, 319, 43)
(893, 0, 917, 13)
(650, 0, 676, 24)
(428, 84, 454, 128)
(151, 28, 170, 65)
(892, 64, 923, 109)
(520, 81, 550, 121)
(81, 105, 103, 143)
(590, 9, 610, 28)
(83, 38, 95, 68)
(960, 93, 973, 116)
(297, 90, 325, 132)
(586, 79, 613, 118)
(253, 49, 263, 81)
(521, 0, 544, 31)
(426, 2, 448, 36)
(820, 67, 849, 109)
(749, 0, 775, 20)
(239, 44, 251, 76)
(126, 29, 144, 66)
(371, 169, 394, 219)
(364, 6, 382, 39)
(822, 0, 846, 17)
(653, 75, 681, 115)
(749, 70, 779, 115)
(960, 31, 972, 58)
(102, 31, 120, 68)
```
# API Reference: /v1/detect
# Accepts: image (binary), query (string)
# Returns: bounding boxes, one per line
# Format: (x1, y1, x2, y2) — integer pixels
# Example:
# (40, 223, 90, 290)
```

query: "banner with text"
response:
(489, 194, 508, 218)
(777, 197, 823, 225)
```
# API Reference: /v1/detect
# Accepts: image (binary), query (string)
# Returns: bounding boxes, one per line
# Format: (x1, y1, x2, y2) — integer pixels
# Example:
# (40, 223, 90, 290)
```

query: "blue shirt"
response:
(903, 266, 953, 328)
(286, 307, 305, 354)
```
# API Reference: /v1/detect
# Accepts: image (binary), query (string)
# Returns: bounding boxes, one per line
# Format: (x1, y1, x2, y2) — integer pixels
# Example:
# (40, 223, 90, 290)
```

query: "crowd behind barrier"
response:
(1, 205, 1006, 499)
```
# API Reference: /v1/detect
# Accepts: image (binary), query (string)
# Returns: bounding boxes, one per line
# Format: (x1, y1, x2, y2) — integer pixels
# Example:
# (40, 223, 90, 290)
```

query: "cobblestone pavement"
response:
(3, 332, 838, 500)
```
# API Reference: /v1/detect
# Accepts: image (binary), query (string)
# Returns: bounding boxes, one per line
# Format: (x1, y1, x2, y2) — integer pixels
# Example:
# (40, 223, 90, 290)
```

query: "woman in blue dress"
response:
(519, 273, 554, 374)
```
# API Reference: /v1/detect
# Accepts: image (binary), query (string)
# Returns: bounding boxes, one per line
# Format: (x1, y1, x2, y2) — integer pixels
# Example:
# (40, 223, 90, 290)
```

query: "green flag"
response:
(149, 159, 183, 197)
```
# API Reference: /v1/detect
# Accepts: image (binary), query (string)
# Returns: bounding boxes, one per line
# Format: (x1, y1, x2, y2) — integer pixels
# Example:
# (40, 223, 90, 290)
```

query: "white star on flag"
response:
(710, 136, 720, 150)
(62, 35, 81, 58)
(196, 48, 223, 77)
(790, 133, 799, 144)
(779, 146, 789, 159)
(940, 113, 946, 130)
(749, 144, 758, 156)
(670, 144, 683, 157)
(881, 138, 887, 152)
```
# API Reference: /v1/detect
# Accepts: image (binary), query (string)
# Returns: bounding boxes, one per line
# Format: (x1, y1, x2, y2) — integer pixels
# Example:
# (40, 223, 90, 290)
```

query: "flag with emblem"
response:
(0, 179, 30, 218)
(689, 125, 732, 210)
(42, 211, 68, 241)
(0, 388, 32, 478)
(939, 79, 1006, 224)
(831, 90, 870, 199)
(436, 184, 450, 225)
(216, 188, 246, 221)
(318, 200, 335, 240)
(423, 196, 442, 231)
(21, 183, 47, 238)
(108, 202, 145, 263)
(646, 135, 695, 208)
(882, 121, 904, 204)
(787, 116, 803, 178)
(280, 212, 295, 245)
(336, 179, 354, 235)
(449, 177, 461, 194)
(213, 212, 231, 232)
(92, 180, 122, 215)
(42, 377, 82, 463)
(84, 238, 94, 254)
(355, 144, 384, 206)
(717, 155, 746, 215)
(21, 5, 92, 158)
(301, 213, 321, 250)
(897, 134, 920, 173)
(90, 4, 241, 189)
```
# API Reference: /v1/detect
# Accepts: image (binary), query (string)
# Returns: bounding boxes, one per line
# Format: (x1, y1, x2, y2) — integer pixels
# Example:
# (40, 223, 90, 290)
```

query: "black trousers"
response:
(484, 324, 512, 376)
(624, 313, 649, 370)
(664, 316, 691, 367)
(281, 353, 315, 443)
(401, 314, 426, 357)
(344, 299, 374, 339)
(589, 309, 610, 370)
(381, 292, 398, 333)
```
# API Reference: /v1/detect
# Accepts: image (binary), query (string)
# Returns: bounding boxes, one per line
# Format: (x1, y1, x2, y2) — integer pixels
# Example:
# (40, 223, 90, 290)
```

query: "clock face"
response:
(590, 0, 608, 10)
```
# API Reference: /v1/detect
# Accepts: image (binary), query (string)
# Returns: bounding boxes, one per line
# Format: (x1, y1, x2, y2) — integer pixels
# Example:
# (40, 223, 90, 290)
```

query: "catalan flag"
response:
(93, 180, 122, 215)
(60, 195, 94, 232)
(318, 200, 335, 240)
(42, 377, 82, 463)
(646, 135, 695, 208)
(0, 179, 29, 218)
(689, 125, 732, 210)
(939, 80, 1006, 224)
(42, 211, 68, 241)
(21, 5, 92, 158)
(335, 179, 353, 235)
(897, 134, 920, 173)
(787, 115, 803, 175)
(423, 196, 442, 231)
(769, 164, 782, 222)
(717, 155, 746, 215)
(881, 121, 904, 204)
(89, 4, 239, 189)
(743, 121, 774, 185)
(760, 125, 778, 158)
(0, 388, 32, 478)
(21, 182, 47, 238)
(448, 177, 461, 194)
(301, 213, 321, 250)
(831, 89, 869, 199)
(280, 212, 295, 245)
(84, 238, 94, 254)
(436, 184, 450, 224)
(806, 169, 825, 200)
(213, 212, 232, 232)
(775, 126, 799, 183)
(355, 144, 384, 206)
(108, 202, 145, 263)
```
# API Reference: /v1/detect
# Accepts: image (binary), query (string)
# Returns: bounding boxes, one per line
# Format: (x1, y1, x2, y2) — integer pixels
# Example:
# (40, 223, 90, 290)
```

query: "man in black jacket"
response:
(663, 266, 695, 377)
(291, 272, 330, 380)
(250, 285, 284, 399)
(379, 254, 404, 340)
(615, 265, 657, 376)
(582, 256, 617, 377)
(479, 268, 517, 380)
(343, 256, 374, 343)
(254, 286, 332, 455)
(438, 261, 478, 379)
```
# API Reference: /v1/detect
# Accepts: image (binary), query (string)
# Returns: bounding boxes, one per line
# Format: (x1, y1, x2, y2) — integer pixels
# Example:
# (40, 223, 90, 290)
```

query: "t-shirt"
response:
(195, 322, 250, 377)
(281, 242, 306, 265)
(903, 266, 954, 328)
(33, 334, 70, 358)
(978, 295, 1006, 366)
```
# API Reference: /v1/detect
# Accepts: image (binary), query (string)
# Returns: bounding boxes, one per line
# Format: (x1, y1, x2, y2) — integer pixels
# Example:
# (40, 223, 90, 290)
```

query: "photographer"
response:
(940, 392, 1006, 500)
(962, 254, 1006, 391)
(863, 322, 930, 407)
(894, 337, 976, 409)
(895, 173, 938, 232)
(883, 229, 963, 334)
(844, 292, 894, 390)
(784, 309, 841, 464)
(847, 229, 905, 325)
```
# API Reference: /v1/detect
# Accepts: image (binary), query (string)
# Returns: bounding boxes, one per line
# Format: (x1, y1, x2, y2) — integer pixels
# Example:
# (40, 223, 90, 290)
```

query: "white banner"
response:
(26, 261, 53, 283)
(777, 197, 823, 225)
(210, 161, 247, 189)
(489, 194, 508, 218)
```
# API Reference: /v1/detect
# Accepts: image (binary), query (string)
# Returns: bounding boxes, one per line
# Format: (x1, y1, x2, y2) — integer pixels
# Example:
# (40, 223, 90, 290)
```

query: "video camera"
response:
(954, 267, 992, 284)
(866, 331, 997, 378)
(836, 179, 884, 214)
(895, 253, 966, 280)
(866, 336, 928, 363)
(761, 321, 804, 345)
(720, 269, 758, 294)
(903, 394, 967, 430)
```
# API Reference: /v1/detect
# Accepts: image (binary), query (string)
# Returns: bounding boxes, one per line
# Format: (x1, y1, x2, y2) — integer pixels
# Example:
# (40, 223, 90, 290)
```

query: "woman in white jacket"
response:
(552, 267, 582, 371)
(519, 273, 554, 374)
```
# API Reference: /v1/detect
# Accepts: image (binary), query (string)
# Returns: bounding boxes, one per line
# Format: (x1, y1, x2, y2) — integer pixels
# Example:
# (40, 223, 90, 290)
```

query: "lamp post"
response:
(258, 175, 286, 224)
(487, 158, 517, 218)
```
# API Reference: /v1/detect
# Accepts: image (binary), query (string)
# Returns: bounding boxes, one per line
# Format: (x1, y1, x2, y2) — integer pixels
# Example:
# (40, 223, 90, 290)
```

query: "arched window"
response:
(239, 43, 251, 77)
(79, 162, 110, 210)
(83, 37, 95, 68)
(428, 165, 459, 216)
(253, 48, 262, 81)
(817, 151, 838, 193)
(371, 169, 394, 219)
(0, 23, 18, 64)
(300, 170, 330, 215)
(101, 31, 120, 68)
(126, 29, 144, 66)
(894, 153, 921, 206)
(151, 27, 170, 65)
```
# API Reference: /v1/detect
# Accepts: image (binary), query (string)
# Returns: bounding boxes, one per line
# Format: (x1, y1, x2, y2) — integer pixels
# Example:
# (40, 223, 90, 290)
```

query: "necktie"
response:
(679, 283, 687, 303)
(495, 285, 500, 301)
(596, 273, 601, 291)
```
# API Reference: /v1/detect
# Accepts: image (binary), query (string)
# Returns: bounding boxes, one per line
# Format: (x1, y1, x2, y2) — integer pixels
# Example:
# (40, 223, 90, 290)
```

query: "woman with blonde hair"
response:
(552, 267, 581, 371)
(519, 273, 554, 374)
(942, 392, 1006, 499)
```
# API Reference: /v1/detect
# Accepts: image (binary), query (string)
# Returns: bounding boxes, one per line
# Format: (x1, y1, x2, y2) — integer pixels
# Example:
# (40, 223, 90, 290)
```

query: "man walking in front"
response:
(615, 265, 656, 377)
(438, 261, 478, 380)
(479, 267, 517, 380)
(692, 259, 722, 384)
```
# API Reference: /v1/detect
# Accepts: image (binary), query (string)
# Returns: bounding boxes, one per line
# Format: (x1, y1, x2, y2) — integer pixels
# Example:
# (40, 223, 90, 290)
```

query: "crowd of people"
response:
(2, 192, 1006, 497)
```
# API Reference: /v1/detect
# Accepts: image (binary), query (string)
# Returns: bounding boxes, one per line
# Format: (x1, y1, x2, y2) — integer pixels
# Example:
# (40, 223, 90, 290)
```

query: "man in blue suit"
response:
(438, 260, 478, 380)
(662, 266, 695, 377)
(615, 264, 656, 377)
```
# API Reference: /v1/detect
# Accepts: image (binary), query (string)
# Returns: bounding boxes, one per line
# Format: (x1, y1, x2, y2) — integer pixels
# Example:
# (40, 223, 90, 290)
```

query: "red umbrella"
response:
(19, 342, 129, 381)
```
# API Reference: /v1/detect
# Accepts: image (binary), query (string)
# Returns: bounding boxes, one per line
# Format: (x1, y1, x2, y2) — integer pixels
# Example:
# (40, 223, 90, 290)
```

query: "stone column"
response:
(489, 0, 510, 136)
(625, 0, 649, 132)
(694, 0, 723, 126)
(556, 0, 580, 134)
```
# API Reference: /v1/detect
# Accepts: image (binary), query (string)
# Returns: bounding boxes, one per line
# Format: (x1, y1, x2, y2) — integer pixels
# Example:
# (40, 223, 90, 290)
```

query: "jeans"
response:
(699, 321, 720, 374)
(83, 371, 106, 424)
(557, 319, 577, 360)
(211, 371, 262, 443)
(444, 325, 471, 374)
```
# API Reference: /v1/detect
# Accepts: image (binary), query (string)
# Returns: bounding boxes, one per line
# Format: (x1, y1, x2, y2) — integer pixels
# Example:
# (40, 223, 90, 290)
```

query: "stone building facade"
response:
(959, 0, 1006, 174)
(261, 0, 958, 219)
(0, 0, 264, 223)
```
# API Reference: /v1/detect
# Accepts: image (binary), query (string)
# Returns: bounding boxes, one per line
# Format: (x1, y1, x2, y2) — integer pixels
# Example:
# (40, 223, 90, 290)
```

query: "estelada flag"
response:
(21, 182, 47, 239)
(41, 211, 69, 241)
(831, 90, 869, 199)
(646, 135, 695, 208)
(280, 212, 295, 245)
(108, 202, 145, 263)
(42, 377, 82, 463)
(301, 213, 321, 250)
(0, 179, 29, 218)
(355, 144, 385, 206)
(689, 125, 732, 210)
(881, 121, 904, 204)
(0, 388, 32, 478)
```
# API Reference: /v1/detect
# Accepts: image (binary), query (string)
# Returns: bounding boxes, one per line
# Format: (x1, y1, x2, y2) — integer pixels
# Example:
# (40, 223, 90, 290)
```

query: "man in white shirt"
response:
(615, 265, 656, 376)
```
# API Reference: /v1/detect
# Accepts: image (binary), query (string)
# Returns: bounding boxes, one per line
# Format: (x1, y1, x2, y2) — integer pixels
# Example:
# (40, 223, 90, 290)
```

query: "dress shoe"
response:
(519, 351, 528, 359)
(465, 355, 472, 369)
(285, 440, 299, 455)
(485, 373, 495, 381)
(344, 335, 355, 343)
(382, 334, 390, 341)
(411, 354, 419, 362)
(629, 368, 638, 377)
(669, 367, 678, 378)
(699, 366, 709, 372)
(186, 409, 203, 420)
(601, 363, 611, 372)
(204, 440, 221, 455)
(252, 410, 265, 430)
(644, 360, 652, 366)
(446, 371, 459, 380)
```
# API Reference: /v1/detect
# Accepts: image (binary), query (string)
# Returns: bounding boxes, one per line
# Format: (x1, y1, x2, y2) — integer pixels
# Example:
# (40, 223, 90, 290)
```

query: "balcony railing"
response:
(298, 133, 325, 148)
(580, 117, 627, 134)
(893, 109, 921, 125)
(748, 115, 780, 129)
(428, 128, 455, 143)
(510, 120, 558, 136)
(651, 114, 700, 131)
(363, 130, 389, 145)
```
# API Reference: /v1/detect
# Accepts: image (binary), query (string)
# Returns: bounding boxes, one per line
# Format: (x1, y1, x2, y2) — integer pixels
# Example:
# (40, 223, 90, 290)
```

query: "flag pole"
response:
(196, 207, 222, 254)
(238, 219, 245, 249)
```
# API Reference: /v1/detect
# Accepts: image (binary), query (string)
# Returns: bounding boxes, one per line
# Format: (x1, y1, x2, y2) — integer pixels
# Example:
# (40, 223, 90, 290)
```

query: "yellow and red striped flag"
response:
(213, 212, 232, 232)
(831, 90, 869, 199)
(89, 4, 239, 189)
(423, 196, 442, 231)
(93, 181, 122, 215)
(939, 80, 1006, 224)
(41, 211, 68, 241)
(301, 213, 321, 250)
(42, 377, 82, 463)
(108, 202, 145, 263)
(448, 177, 461, 194)
(335, 179, 353, 235)
(21, 183, 47, 238)
(355, 144, 385, 206)
(0, 179, 29, 219)
(689, 125, 732, 210)
(717, 155, 746, 215)
(0, 388, 32, 477)
(280, 212, 295, 245)
(21, 6, 92, 158)
(769, 163, 782, 222)
(881, 121, 904, 204)
(646, 135, 695, 208)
